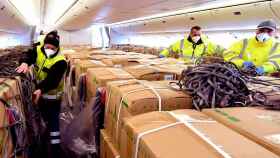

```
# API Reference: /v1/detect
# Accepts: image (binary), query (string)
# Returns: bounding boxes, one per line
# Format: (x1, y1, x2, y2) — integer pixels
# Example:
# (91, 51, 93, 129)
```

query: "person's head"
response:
(39, 30, 44, 35)
(43, 31, 60, 57)
(190, 26, 202, 43)
(256, 20, 277, 42)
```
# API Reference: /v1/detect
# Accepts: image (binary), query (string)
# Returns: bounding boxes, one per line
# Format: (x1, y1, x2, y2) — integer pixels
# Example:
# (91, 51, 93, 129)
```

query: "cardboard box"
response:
(203, 107, 280, 156)
(0, 78, 23, 157)
(124, 65, 180, 81)
(75, 60, 107, 85)
(105, 80, 192, 147)
(153, 64, 191, 79)
(247, 77, 280, 106)
(120, 109, 279, 158)
(100, 130, 120, 158)
(90, 50, 127, 56)
(137, 58, 183, 65)
(0, 78, 23, 109)
(65, 53, 90, 65)
(0, 102, 14, 157)
(86, 68, 134, 100)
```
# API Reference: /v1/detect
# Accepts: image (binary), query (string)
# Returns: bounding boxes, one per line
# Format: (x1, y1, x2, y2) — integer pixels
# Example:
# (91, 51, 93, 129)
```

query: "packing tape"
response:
(134, 122, 183, 158)
(168, 112, 232, 158)
(133, 112, 231, 158)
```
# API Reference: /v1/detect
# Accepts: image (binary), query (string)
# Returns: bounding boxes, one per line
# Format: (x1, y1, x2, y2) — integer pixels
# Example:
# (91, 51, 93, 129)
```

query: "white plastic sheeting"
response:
(0, 35, 29, 48)
(58, 28, 92, 46)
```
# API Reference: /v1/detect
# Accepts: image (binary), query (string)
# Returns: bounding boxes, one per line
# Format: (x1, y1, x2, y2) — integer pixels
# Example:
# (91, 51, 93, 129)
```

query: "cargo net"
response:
(177, 59, 280, 111)
(0, 47, 46, 157)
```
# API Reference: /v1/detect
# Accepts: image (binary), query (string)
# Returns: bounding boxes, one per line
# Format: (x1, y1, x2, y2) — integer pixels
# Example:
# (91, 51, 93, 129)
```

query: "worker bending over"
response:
(16, 31, 67, 157)
(160, 25, 221, 63)
(224, 20, 280, 75)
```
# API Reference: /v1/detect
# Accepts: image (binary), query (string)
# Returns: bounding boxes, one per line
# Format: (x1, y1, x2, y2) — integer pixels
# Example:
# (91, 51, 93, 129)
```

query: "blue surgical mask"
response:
(256, 33, 271, 42)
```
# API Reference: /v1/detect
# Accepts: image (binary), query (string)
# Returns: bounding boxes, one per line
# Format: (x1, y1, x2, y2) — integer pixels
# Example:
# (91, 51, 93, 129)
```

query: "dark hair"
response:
(191, 26, 201, 31)
(44, 31, 60, 48)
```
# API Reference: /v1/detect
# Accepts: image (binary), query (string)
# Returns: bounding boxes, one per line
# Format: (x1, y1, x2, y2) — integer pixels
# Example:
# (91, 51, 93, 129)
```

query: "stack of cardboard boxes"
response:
(101, 79, 193, 158)
(0, 78, 24, 157)
(64, 47, 280, 158)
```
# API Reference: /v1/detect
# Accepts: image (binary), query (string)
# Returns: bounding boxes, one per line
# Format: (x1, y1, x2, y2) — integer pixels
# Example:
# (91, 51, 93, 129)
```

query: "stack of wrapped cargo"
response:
(0, 78, 24, 157)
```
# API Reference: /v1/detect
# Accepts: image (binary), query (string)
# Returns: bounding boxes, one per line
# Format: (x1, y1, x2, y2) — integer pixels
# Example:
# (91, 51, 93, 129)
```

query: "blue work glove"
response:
(243, 61, 254, 69)
(159, 54, 165, 58)
(256, 67, 265, 75)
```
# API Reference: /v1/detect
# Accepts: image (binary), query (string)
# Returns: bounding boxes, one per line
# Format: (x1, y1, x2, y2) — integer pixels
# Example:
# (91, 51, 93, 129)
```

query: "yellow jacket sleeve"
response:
(224, 40, 246, 67)
(201, 35, 225, 56)
(205, 41, 216, 56)
(160, 40, 181, 57)
(262, 44, 280, 73)
(205, 42, 226, 56)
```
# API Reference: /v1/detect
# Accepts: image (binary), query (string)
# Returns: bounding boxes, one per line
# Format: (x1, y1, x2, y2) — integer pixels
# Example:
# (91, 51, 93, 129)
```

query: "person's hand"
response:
(32, 89, 42, 105)
(15, 63, 29, 74)
(256, 67, 265, 76)
(243, 61, 254, 69)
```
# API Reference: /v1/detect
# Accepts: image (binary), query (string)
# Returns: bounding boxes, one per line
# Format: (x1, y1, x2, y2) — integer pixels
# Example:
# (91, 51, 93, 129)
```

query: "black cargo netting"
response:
(177, 59, 280, 111)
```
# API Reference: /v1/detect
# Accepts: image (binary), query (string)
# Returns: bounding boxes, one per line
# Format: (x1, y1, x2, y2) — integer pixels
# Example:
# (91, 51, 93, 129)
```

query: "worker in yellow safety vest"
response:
(160, 25, 223, 63)
(224, 20, 280, 75)
(16, 31, 67, 157)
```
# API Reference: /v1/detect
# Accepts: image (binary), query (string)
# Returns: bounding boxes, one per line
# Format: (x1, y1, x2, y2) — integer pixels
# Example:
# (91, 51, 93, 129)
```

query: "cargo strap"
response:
(134, 112, 231, 158)
(115, 81, 169, 141)
(168, 112, 231, 158)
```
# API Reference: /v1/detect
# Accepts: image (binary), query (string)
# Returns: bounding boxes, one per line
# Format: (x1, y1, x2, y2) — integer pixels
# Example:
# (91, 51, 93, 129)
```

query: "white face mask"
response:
(256, 33, 271, 42)
(192, 36, 201, 43)
(44, 48, 56, 58)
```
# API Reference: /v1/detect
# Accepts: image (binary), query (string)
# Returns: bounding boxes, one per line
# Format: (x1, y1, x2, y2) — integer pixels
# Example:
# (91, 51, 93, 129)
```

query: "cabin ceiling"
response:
(0, 0, 277, 32)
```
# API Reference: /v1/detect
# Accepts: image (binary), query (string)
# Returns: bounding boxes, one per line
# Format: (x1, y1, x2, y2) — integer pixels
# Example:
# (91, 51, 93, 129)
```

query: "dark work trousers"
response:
(39, 98, 62, 158)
